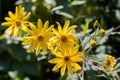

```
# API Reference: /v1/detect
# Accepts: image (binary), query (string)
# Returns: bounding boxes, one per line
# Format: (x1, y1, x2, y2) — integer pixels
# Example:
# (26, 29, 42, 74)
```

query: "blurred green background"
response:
(0, 0, 120, 80)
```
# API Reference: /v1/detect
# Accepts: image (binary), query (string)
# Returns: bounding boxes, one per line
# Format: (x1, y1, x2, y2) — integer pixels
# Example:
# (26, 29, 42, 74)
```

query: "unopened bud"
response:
(100, 29, 106, 36)
(90, 40, 97, 47)
(93, 20, 99, 28)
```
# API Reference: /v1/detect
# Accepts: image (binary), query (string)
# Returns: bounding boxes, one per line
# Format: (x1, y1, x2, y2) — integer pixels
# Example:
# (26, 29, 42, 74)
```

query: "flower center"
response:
(64, 56, 69, 62)
(38, 35, 44, 41)
(61, 36, 67, 42)
(106, 60, 111, 66)
(15, 20, 21, 26)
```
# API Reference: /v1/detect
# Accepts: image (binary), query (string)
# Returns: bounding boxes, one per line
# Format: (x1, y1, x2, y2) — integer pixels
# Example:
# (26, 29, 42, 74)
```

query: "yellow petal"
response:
(63, 20, 70, 33)
(71, 57, 83, 62)
(51, 48, 63, 57)
(56, 22, 62, 33)
(8, 11, 16, 20)
(46, 25, 54, 33)
(2, 22, 13, 26)
(67, 34, 76, 40)
(53, 29, 60, 36)
(66, 25, 77, 34)
(67, 62, 73, 75)
(52, 61, 63, 71)
(29, 23, 37, 32)
(13, 26, 18, 37)
(22, 24, 33, 35)
(43, 21, 49, 32)
(22, 39, 32, 45)
(71, 52, 84, 58)
(23, 12, 31, 21)
(15, 6, 18, 18)
(71, 62, 81, 70)
(10, 31, 14, 37)
(41, 43, 47, 54)
(50, 36, 59, 44)
(5, 17, 12, 21)
(49, 58, 62, 64)
(61, 62, 66, 76)
(19, 7, 25, 17)
(5, 26, 13, 33)
(36, 44, 41, 56)
(70, 45, 79, 56)
(27, 42, 37, 52)
(37, 19, 43, 32)
(22, 36, 32, 40)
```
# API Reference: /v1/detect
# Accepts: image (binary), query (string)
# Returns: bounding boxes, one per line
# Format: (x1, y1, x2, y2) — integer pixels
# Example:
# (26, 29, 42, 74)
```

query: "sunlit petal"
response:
(2, 22, 13, 26)
(5, 17, 12, 22)
(66, 25, 77, 34)
(63, 20, 70, 33)
(29, 23, 37, 32)
(49, 58, 62, 64)
(13, 26, 18, 37)
(36, 44, 41, 56)
(8, 11, 16, 20)
(5, 26, 13, 33)
(51, 48, 63, 57)
(71, 62, 81, 70)
(61, 62, 66, 76)
(37, 19, 43, 32)
(67, 62, 73, 75)
(52, 61, 63, 71)
(23, 12, 31, 21)
(56, 22, 62, 34)
(42, 21, 49, 32)
(19, 7, 25, 17)
(15, 6, 18, 18)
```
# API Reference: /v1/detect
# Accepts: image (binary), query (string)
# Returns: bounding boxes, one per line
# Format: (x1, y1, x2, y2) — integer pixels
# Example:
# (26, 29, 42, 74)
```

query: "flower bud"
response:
(100, 29, 106, 36)
(93, 20, 99, 28)
(90, 40, 97, 47)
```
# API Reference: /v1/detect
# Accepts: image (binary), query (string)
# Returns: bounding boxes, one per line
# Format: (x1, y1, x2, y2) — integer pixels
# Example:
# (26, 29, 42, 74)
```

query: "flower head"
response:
(49, 20, 77, 49)
(90, 40, 97, 47)
(22, 19, 54, 56)
(2, 6, 31, 37)
(100, 29, 106, 36)
(49, 45, 84, 76)
(102, 55, 115, 72)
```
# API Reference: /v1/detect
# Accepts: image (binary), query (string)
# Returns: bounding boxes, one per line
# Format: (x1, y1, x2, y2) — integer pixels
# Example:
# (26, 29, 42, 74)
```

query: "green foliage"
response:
(83, 21, 89, 35)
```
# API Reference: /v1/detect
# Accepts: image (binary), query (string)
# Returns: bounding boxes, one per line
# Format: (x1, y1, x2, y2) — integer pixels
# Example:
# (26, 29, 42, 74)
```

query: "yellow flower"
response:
(93, 20, 99, 28)
(90, 40, 97, 47)
(22, 19, 54, 56)
(49, 20, 77, 49)
(99, 29, 106, 36)
(49, 45, 84, 76)
(2, 6, 31, 37)
(102, 55, 115, 72)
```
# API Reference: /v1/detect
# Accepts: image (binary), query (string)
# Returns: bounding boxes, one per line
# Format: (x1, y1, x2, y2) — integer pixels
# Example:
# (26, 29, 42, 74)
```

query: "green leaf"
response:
(100, 17, 106, 29)
(56, 11, 73, 19)
(70, 0, 86, 6)
(96, 74, 108, 78)
(114, 57, 120, 69)
(83, 21, 89, 35)
(7, 44, 35, 61)
(13, 62, 39, 76)
(51, 5, 64, 12)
